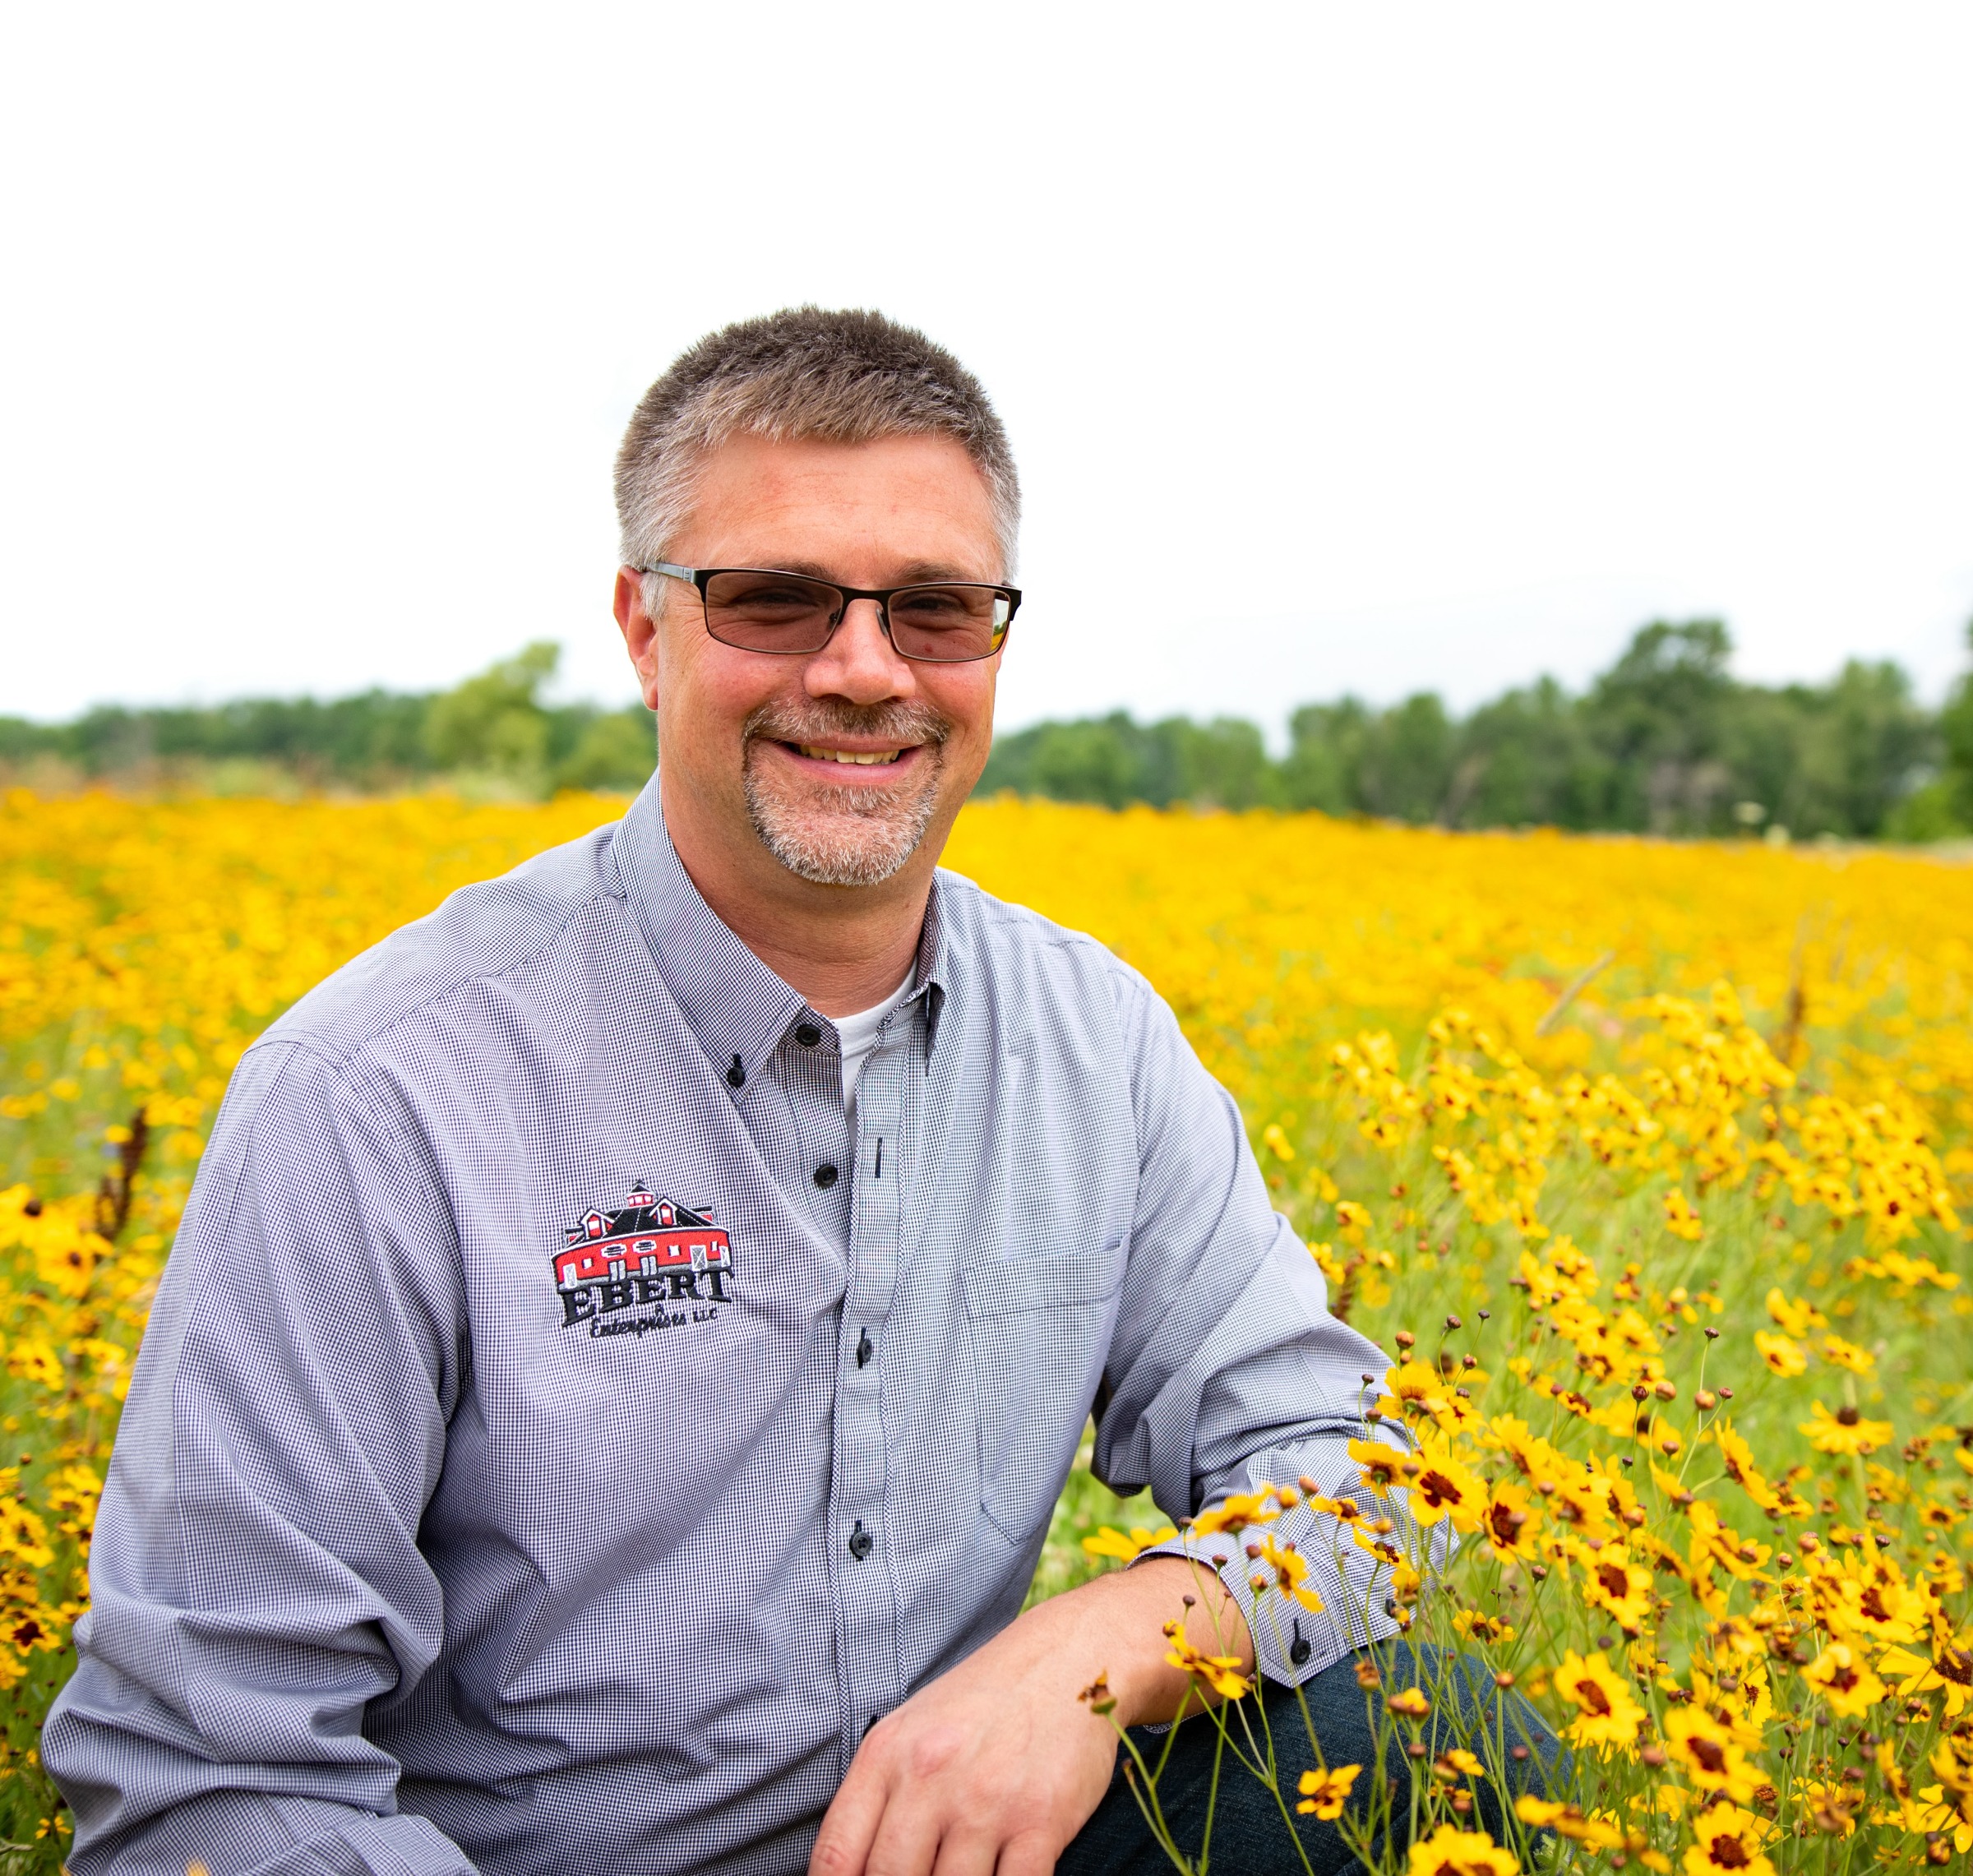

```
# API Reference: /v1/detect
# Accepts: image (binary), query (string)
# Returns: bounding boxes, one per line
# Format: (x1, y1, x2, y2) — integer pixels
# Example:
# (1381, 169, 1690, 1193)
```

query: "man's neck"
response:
(659, 776, 931, 1019)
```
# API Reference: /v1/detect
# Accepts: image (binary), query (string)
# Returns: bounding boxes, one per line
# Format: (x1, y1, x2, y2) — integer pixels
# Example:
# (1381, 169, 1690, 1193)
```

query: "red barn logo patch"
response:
(555, 1182, 732, 1339)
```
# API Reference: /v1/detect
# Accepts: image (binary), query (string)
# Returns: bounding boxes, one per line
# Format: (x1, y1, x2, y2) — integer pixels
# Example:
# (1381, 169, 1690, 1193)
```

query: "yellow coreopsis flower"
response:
(1386, 1360, 1447, 1411)
(1407, 1442, 1487, 1532)
(1451, 1608, 1516, 1647)
(1575, 1542, 1654, 1635)
(1818, 1333, 1875, 1375)
(1763, 1287, 1827, 1336)
(1080, 1523, 1178, 1564)
(1160, 1620, 1251, 1703)
(1661, 1707, 1762, 1804)
(1296, 1763, 1361, 1819)
(1878, 1620, 1972, 1718)
(1407, 1823, 1520, 1876)
(1554, 1649, 1646, 1749)
(1513, 1795, 1625, 1850)
(1257, 1535, 1324, 1614)
(1800, 1641, 1887, 1717)
(1681, 1800, 1776, 1876)
(1186, 1490, 1281, 1539)
(1799, 1401, 1892, 1457)
(1479, 1481, 1541, 1561)
(1661, 1188, 1704, 1241)
(1348, 1437, 1408, 1495)
(1709, 1425, 1780, 1513)
(1752, 1332, 1806, 1379)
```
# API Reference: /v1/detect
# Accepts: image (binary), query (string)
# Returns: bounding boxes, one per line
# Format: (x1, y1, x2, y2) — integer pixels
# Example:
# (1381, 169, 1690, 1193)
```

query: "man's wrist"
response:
(1042, 1554, 1254, 1730)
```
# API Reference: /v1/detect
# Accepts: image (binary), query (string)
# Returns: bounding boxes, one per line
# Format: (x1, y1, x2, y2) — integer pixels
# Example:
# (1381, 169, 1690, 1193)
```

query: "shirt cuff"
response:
(1130, 1432, 1433, 1695)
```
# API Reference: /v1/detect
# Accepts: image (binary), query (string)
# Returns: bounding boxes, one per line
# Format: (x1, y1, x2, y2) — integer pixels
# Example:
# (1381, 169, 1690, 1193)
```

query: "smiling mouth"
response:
(792, 744, 907, 766)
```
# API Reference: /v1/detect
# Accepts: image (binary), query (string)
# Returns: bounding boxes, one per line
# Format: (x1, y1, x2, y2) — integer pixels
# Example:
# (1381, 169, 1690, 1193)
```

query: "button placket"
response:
(829, 1013, 908, 1766)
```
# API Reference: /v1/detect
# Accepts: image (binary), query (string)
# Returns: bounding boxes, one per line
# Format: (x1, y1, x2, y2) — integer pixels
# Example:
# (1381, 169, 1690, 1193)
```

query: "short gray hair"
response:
(613, 307, 1020, 583)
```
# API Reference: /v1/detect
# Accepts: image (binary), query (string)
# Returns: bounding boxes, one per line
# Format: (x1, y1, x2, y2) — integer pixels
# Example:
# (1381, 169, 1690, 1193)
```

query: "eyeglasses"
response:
(641, 562, 1019, 664)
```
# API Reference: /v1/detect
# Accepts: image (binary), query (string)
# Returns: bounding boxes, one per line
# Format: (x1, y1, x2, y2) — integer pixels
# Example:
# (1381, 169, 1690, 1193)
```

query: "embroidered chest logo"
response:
(553, 1183, 733, 1339)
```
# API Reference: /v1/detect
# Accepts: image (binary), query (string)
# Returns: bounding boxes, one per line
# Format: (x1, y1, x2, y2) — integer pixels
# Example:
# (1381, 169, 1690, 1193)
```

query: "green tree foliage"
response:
(1938, 618, 1973, 826)
(980, 620, 1962, 840)
(982, 714, 1283, 809)
(0, 645, 657, 797)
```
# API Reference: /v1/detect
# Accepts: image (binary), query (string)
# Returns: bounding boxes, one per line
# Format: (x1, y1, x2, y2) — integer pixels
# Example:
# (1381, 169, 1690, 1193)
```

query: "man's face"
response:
(616, 432, 1005, 889)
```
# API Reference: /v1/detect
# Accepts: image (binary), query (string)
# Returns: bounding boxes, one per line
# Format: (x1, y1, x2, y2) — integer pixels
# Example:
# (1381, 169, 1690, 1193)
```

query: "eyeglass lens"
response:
(700, 571, 1010, 663)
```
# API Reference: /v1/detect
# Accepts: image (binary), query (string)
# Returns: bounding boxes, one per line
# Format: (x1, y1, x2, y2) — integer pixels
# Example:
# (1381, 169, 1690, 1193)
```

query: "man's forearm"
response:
(1025, 1554, 1255, 1730)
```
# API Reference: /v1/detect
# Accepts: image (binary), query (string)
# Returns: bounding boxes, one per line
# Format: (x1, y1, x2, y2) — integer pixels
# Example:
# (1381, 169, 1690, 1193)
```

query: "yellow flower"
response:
(1684, 1502, 1770, 1583)
(1818, 1333, 1874, 1375)
(1752, 1332, 1805, 1379)
(1798, 1401, 1892, 1457)
(1333, 1199, 1371, 1238)
(1662, 1707, 1762, 1804)
(1709, 1424, 1779, 1513)
(1574, 1542, 1654, 1636)
(1793, 1781, 1858, 1837)
(1296, 1763, 1361, 1818)
(1879, 1621, 1973, 1718)
(1661, 1188, 1704, 1241)
(1800, 1641, 1887, 1717)
(1160, 1620, 1251, 1703)
(1406, 1442, 1488, 1532)
(1079, 1523, 1178, 1564)
(1257, 1536, 1324, 1614)
(1763, 1287, 1827, 1336)
(1553, 1649, 1646, 1749)
(1478, 1481, 1541, 1561)
(1386, 1685, 1433, 1720)
(1385, 1360, 1448, 1412)
(1406, 1823, 1520, 1876)
(1514, 1795, 1625, 1850)
(1187, 1490, 1281, 1539)
(1348, 1437, 1407, 1495)
(1680, 1800, 1775, 1876)
(1450, 1608, 1516, 1647)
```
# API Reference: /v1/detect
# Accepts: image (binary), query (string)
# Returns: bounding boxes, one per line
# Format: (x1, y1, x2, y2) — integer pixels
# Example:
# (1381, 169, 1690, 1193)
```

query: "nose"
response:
(805, 596, 916, 705)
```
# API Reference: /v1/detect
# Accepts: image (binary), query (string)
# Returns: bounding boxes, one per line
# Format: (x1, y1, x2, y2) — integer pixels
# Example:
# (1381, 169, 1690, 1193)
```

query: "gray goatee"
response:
(741, 699, 951, 886)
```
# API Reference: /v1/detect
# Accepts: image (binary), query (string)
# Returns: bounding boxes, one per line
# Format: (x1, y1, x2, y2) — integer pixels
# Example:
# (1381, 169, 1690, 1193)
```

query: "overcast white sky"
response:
(3, 4, 1969, 738)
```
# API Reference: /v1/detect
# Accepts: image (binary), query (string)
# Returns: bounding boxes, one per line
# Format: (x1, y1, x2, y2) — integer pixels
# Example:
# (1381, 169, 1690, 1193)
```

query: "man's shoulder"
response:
(257, 817, 629, 1072)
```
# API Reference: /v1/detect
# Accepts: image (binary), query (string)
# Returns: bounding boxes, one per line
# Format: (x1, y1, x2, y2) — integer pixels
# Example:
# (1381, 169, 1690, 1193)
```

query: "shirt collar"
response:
(614, 775, 951, 1095)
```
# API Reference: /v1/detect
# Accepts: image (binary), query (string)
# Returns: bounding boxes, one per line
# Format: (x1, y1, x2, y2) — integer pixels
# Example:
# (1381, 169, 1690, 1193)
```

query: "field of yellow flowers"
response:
(2, 787, 1971, 1874)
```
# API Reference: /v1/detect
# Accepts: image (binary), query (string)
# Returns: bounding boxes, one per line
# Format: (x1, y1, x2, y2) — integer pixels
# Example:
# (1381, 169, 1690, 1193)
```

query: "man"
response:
(45, 309, 1524, 1875)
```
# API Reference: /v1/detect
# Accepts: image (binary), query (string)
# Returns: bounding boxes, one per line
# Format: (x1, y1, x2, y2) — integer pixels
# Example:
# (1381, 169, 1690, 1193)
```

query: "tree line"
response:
(5, 618, 1971, 838)
(0, 643, 660, 797)
(978, 620, 1973, 841)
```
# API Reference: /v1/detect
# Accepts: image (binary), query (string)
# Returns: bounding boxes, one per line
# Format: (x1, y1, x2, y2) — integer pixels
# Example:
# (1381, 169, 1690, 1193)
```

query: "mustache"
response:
(742, 697, 952, 751)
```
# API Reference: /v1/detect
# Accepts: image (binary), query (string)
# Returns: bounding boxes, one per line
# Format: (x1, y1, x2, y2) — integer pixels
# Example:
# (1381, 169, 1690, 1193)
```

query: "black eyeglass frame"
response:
(640, 561, 1021, 664)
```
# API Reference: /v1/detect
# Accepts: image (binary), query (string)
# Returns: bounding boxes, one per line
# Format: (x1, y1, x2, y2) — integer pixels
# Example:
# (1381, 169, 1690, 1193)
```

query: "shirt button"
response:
(856, 1328, 873, 1367)
(813, 1164, 839, 1190)
(794, 1023, 821, 1047)
(848, 1519, 873, 1560)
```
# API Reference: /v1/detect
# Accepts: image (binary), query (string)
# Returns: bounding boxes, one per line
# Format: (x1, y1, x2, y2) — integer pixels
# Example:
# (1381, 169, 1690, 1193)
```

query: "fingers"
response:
(990, 1831, 1061, 1876)
(810, 1758, 889, 1876)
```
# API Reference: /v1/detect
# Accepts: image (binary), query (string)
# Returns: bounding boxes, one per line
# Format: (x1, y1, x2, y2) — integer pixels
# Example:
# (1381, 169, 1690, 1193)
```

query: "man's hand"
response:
(808, 1556, 1253, 1876)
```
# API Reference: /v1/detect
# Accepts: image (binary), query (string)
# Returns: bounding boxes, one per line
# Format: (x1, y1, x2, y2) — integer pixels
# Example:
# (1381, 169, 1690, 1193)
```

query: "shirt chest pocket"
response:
(962, 1244, 1125, 1546)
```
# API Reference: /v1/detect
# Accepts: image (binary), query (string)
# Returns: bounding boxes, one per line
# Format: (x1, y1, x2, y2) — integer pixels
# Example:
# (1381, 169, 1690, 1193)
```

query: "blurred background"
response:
(2, 2, 1971, 835)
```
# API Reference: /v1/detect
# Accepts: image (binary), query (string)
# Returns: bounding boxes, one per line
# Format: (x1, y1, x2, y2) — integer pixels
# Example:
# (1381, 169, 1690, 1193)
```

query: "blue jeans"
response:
(1058, 1646, 1564, 1876)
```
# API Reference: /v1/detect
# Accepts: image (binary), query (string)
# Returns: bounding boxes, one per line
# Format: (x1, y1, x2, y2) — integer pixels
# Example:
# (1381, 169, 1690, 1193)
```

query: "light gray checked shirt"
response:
(46, 779, 1398, 1876)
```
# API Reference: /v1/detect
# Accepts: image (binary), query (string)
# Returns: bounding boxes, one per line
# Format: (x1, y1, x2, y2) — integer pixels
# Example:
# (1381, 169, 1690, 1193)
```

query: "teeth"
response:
(797, 745, 902, 765)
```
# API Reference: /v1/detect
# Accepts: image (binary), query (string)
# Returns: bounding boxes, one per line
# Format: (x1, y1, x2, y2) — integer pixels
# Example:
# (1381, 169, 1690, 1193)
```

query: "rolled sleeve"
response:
(1092, 972, 1427, 1689)
(42, 1042, 476, 1876)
